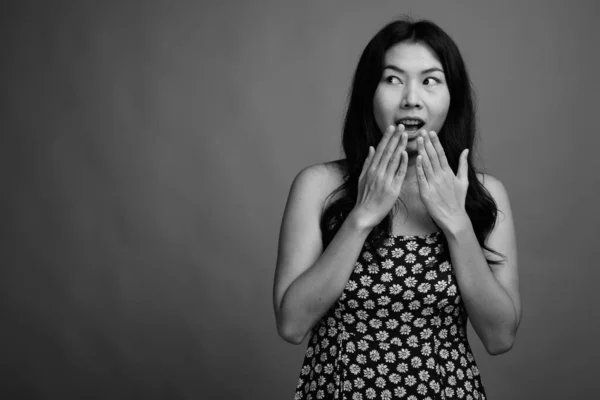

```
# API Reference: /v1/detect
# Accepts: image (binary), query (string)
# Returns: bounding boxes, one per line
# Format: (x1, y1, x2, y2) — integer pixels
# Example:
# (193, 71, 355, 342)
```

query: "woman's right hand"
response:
(352, 124, 409, 230)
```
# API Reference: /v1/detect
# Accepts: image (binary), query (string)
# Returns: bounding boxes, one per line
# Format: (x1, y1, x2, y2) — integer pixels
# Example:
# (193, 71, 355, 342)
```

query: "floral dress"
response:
(293, 231, 487, 400)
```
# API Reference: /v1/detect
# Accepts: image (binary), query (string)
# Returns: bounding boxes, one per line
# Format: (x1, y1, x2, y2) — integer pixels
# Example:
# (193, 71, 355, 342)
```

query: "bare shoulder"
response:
(292, 159, 347, 208)
(476, 173, 510, 211)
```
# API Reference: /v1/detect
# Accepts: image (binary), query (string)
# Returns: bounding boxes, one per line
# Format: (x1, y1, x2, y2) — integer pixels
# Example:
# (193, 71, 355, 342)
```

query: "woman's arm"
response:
(273, 126, 409, 344)
(444, 175, 521, 355)
(273, 164, 372, 344)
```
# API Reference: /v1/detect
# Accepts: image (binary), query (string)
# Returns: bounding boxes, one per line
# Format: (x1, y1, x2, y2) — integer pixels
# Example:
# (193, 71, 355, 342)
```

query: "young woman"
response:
(273, 18, 520, 400)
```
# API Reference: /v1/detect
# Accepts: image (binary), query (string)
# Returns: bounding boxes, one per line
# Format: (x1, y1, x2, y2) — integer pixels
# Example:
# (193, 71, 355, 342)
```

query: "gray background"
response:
(1, 0, 599, 398)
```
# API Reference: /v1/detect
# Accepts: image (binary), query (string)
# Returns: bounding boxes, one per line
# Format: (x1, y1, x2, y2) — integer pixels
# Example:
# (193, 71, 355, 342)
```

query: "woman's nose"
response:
(401, 83, 422, 109)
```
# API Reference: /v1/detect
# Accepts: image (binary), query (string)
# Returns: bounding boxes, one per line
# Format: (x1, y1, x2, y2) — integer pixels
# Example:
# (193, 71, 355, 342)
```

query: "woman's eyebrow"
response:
(383, 65, 445, 74)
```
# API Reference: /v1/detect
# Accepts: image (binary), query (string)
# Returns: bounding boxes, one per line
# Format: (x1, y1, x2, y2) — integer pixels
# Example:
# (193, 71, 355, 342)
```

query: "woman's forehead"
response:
(384, 42, 443, 72)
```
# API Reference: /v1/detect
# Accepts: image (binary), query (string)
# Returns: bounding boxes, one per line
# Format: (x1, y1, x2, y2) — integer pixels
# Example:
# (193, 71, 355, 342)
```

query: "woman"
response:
(273, 18, 520, 400)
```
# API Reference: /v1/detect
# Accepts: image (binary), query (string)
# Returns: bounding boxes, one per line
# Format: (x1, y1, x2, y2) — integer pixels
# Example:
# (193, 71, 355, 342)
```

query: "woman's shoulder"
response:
(289, 159, 348, 205)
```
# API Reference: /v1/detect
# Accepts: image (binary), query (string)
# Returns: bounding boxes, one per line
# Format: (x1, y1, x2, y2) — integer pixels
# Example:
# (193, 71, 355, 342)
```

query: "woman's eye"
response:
(423, 77, 440, 85)
(385, 76, 401, 84)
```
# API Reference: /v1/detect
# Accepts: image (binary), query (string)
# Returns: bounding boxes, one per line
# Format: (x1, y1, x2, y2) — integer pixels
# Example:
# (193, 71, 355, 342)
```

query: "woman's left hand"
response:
(415, 130, 470, 232)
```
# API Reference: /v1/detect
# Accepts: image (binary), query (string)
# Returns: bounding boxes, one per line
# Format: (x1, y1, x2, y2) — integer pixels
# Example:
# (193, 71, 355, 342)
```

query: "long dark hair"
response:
(320, 18, 506, 266)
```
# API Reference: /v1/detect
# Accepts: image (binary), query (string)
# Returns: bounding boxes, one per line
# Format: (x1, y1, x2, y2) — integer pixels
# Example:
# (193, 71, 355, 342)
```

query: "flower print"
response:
(376, 309, 389, 319)
(321, 338, 330, 348)
(348, 299, 359, 308)
(360, 276, 373, 286)
(377, 247, 388, 257)
(438, 298, 449, 308)
(420, 328, 433, 340)
(358, 288, 369, 299)
(396, 362, 410, 374)
(456, 369, 464, 380)
(345, 280, 358, 291)
(392, 302, 404, 312)
(328, 327, 338, 337)
(381, 259, 394, 269)
(352, 392, 363, 400)
(447, 284, 457, 296)
(402, 290, 415, 300)
(405, 375, 417, 386)
(381, 272, 393, 282)
(408, 300, 421, 310)
(357, 354, 367, 364)
(448, 375, 457, 385)
(421, 307, 434, 316)
(421, 343, 432, 356)
(445, 387, 455, 397)
(400, 325, 411, 335)
(301, 365, 311, 375)
(400, 312, 413, 323)
(404, 276, 417, 287)
(424, 294, 437, 304)
(330, 345, 338, 356)
(471, 365, 480, 376)
(429, 379, 440, 393)
(444, 305, 455, 314)
(458, 343, 466, 353)
(451, 349, 459, 360)
(376, 331, 389, 342)
(343, 314, 356, 324)
(405, 253, 417, 264)
(391, 248, 404, 258)
(372, 283, 386, 294)
(364, 300, 375, 309)
(398, 349, 410, 361)
(362, 252, 373, 262)
(465, 380, 473, 391)
(384, 352, 396, 363)
(356, 310, 368, 320)
(369, 319, 382, 329)
(457, 388, 465, 398)
(406, 241, 418, 251)
(418, 283, 431, 293)
(378, 342, 390, 351)
(439, 329, 448, 339)
(377, 364, 390, 376)
(418, 246, 432, 256)
(385, 319, 399, 330)
(426, 256, 437, 265)
(383, 238, 394, 247)
(320, 352, 328, 363)
(440, 349, 449, 359)
(467, 352, 475, 363)
(319, 326, 327, 336)
(375, 376, 386, 388)
(365, 388, 377, 399)
(356, 322, 367, 334)
(378, 296, 391, 306)
(406, 335, 419, 347)
(439, 261, 451, 272)
(381, 389, 392, 400)
(417, 383, 428, 395)
(431, 316, 442, 327)
(411, 356, 422, 368)
(434, 280, 447, 292)
(389, 284, 402, 295)
(390, 337, 402, 346)
(306, 347, 314, 358)
(389, 373, 401, 384)
(461, 357, 468, 368)
(367, 264, 379, 274)
(446, 361, 455, 373)
(354, 377, 365, 389)
(395, 265, 407, 276)
(425, 270, 437, 280)
(412, 263, 424, 274)
(369, 350, 381, 362)
(364, 367, 376, 379)
(444, 316, 453, 326)
(450, 325, 458, 336)
(394, 387, 407, 398)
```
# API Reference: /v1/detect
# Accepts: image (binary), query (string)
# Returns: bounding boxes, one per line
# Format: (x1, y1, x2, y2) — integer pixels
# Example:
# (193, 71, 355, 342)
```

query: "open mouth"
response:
(396, 118, 425, 133)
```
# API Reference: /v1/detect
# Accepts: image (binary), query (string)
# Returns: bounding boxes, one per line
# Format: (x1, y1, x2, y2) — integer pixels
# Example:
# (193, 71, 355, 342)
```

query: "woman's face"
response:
(373, 41, 450, 155)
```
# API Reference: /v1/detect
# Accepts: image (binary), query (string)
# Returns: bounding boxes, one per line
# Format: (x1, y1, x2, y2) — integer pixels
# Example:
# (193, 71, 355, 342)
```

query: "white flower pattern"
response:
(294, 231, 486, 400)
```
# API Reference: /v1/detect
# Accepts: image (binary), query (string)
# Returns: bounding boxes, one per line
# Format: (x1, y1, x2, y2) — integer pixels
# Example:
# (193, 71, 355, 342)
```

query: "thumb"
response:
(457, 149, 469, 181)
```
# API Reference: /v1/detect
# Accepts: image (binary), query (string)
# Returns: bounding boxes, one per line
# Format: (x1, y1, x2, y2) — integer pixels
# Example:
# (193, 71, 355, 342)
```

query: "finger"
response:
(393, 150, 408, 188)
(417, 133, 435, 181)
(429, 131, 450, 170)
(386, 131, 406, 184)
(359, 146, 375, 181)
(424, 131, 443, 174)
(378, 125, 403, 172)
(457, 148, 469, 181)
(370, 125, 396, 171)
(416, 154, 429, 192)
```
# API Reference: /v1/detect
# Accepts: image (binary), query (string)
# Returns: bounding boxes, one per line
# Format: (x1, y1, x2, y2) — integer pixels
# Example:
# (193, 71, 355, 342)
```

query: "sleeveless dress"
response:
(293, 231, 487, 400)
